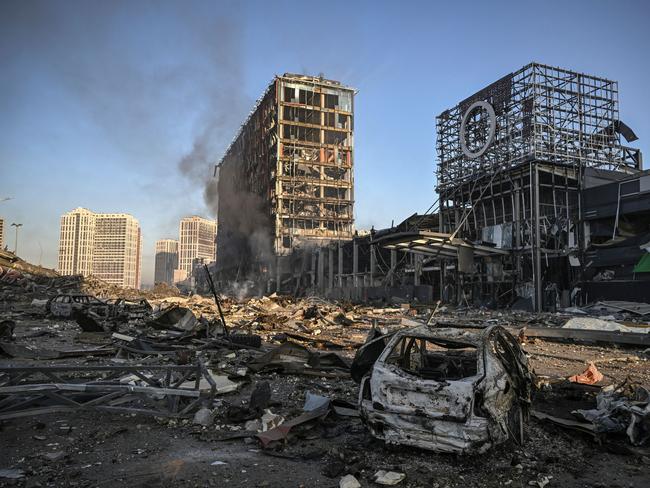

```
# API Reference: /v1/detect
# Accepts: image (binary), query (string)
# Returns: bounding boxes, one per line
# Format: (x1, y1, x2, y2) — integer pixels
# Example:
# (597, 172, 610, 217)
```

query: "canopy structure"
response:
(372, 231, 510, 259)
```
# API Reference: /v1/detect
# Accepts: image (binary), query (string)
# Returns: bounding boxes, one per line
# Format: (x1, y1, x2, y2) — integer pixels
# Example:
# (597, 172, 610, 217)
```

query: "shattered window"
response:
(386, 336, 478, 381)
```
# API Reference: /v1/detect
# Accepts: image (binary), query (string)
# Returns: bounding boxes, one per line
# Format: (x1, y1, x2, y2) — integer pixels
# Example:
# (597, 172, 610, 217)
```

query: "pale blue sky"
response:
(1, 0, 649, 284)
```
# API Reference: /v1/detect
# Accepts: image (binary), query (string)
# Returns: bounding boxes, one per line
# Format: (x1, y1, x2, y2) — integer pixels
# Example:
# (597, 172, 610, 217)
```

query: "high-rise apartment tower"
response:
(58, 208, 142, 288)
(154, 239, 179, 285)
(178, 216, 217, 275)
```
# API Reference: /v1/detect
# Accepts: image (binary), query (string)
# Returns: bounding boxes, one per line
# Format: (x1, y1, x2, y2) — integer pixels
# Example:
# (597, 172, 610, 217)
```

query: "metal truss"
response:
(437, 62, 641, 193)
(0, 362, 216, 420)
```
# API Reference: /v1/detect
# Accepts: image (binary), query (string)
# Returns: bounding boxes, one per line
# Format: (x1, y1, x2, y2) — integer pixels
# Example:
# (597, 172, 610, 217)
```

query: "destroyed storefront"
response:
(581, 168, 650, 302)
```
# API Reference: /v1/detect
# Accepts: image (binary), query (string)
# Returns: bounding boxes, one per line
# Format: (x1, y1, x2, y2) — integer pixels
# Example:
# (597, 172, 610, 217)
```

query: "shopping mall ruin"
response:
(215, 73, 354, 287)
(214, 64, 649, 309)
(375, 62, 648, 310)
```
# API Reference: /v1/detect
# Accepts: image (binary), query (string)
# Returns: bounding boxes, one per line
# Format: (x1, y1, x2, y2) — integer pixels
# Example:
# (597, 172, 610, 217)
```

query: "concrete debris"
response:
(260, 409, 284, 432)
(2, 249, 650, 486)
(339, 474, 361, 488)
(244, 419, 262, 432)
(148, 305, 198, 332)
(193, 407, 214, 426)
(373, 470, 406, 485)
(563, 317, 649, 334)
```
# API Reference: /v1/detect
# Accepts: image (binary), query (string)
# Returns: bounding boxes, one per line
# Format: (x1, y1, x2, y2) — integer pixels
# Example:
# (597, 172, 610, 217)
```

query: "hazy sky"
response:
(1, 0, 649, 285)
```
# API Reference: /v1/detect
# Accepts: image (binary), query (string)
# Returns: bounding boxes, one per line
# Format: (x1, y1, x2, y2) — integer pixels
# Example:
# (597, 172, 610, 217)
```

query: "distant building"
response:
(58, 208, 96, 277)
(178, 216, 217, 275)
(0, 217, 4, 249)
(154, 239, 178, 285)
(58, 208, 142, 289)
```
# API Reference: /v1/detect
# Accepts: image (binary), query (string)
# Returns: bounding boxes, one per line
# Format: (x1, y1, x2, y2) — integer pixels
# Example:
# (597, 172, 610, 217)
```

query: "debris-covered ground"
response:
(1, 256, 650, 487)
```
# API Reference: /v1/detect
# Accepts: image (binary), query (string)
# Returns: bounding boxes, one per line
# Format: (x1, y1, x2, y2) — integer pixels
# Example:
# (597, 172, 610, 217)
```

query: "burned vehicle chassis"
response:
(358, 325, 531, 454)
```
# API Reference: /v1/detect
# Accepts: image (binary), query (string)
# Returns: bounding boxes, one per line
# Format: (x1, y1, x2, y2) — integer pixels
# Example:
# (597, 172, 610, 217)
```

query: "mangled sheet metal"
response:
(248, 341, 349, 377)
(147, 305, 198, 332)
(355, 324, 532, 454)
(574, 380, 650, 446)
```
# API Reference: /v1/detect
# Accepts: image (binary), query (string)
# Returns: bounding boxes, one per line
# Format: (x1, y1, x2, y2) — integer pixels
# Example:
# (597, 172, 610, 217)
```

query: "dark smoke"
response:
(176, 17, 249, 219)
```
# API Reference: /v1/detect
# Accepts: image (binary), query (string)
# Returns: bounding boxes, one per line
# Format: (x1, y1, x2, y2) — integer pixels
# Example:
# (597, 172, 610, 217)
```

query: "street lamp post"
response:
(10, 223, 22, 255)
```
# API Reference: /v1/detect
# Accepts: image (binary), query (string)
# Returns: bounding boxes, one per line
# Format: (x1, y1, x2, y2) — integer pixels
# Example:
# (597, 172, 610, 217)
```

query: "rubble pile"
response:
(1, 266, 650, 486)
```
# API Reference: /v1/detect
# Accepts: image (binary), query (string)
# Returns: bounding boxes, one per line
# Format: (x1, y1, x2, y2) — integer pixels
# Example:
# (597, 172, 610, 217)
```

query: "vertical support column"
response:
(390, 250, 397, 287)
(353, 239, 359, 288)
(317, 247, 325, 292)
(310, 249, 317, 288)
(414, 254, 422, 286)
(328, 246, 334, 291)
(275, 255, 281, 293)
(338, 241, 343, 287)
(514, 181, 521, 281)
(533, 164, 542, 311)
(370, 244, 376, 287)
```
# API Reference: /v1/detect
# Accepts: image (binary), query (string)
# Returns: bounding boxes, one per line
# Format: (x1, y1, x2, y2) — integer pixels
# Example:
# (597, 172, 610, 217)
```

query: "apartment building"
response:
(58, 208, 142, 288)
(58, 208, 96, 276)
(154, 239, 179, 285)
(178, 216, 217, 275)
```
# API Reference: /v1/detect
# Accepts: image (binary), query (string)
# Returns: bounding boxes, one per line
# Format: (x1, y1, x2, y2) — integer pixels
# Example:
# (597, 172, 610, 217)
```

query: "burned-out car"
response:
(354, 325, 532, 454)
(46, 294, 110, 318)
(106, 298, 152, 321)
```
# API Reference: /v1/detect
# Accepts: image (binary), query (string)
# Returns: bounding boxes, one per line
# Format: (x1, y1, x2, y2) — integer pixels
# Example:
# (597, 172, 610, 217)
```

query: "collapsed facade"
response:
(215, 73, 355, 288)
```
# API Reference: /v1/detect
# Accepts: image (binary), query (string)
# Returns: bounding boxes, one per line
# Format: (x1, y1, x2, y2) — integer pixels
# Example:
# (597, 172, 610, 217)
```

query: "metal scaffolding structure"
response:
(437, 62, 641, 193)
(434, 63, 643, 311)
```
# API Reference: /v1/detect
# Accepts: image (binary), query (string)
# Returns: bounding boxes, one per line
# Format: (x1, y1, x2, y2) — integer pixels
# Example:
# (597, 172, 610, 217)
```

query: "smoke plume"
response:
(176, 16, 249, 219)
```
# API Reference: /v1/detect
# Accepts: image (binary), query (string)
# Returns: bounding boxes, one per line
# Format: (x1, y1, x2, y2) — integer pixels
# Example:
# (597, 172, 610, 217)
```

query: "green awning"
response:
(633, 253, 650, 273)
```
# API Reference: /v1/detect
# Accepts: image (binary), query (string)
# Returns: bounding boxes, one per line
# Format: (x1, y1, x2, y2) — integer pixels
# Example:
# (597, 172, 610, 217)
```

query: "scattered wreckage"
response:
(354, 324, 532, 454)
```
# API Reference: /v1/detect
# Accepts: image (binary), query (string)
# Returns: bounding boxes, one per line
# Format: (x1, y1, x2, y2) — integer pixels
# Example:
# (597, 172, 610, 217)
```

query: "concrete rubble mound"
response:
(0, 254, 649, 486)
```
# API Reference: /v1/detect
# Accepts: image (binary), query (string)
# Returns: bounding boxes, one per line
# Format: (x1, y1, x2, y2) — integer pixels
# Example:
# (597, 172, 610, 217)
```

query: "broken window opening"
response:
(299, 89, 320, 107)
(385, 336, 478, 381)
(324, 93, 339, 109)
(325, 130, 348, 146)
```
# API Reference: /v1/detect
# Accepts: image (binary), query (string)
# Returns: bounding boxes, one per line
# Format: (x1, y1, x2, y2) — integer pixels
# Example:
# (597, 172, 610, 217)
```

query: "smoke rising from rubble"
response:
(176, 17, 250, 219)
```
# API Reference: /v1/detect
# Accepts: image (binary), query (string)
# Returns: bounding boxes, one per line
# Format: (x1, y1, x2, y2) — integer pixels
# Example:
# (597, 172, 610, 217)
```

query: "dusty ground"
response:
(1, 294, 650, 488)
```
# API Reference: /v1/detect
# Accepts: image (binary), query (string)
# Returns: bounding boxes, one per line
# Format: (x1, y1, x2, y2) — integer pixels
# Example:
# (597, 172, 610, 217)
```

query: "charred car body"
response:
(46, 294, 110, 318)
(354, 325, 532, 454)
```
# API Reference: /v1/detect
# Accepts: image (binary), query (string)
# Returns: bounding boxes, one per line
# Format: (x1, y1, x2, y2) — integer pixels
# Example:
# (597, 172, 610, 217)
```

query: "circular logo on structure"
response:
(460, 101, 496, 159)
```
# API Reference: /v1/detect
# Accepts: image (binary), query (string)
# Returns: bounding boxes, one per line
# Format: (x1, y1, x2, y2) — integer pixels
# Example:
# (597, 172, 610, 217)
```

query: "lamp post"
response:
(10, 223, 22, 255)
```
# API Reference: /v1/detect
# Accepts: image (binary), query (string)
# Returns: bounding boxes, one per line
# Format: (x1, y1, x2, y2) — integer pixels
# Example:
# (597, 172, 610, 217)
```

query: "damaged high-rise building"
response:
(215, 73, 355, 286)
